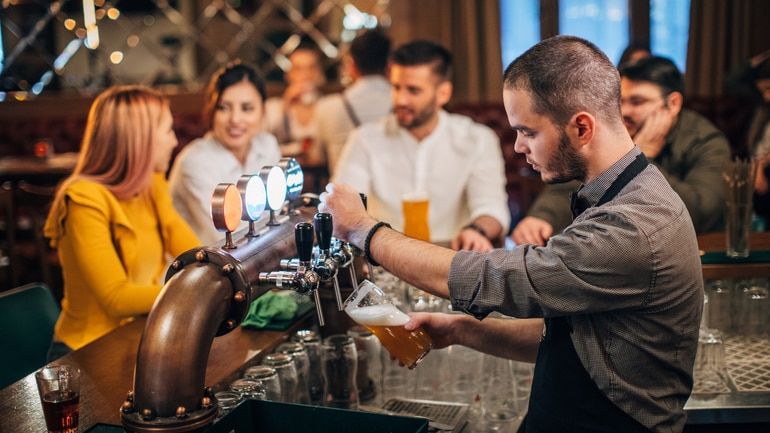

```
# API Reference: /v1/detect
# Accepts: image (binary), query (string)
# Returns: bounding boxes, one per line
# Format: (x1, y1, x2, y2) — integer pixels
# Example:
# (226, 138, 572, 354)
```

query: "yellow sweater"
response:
(43, 174, 200, 349)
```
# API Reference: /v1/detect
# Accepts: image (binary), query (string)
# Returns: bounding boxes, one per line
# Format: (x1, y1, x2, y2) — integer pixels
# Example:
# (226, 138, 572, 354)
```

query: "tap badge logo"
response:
(279, 157, 304, 201)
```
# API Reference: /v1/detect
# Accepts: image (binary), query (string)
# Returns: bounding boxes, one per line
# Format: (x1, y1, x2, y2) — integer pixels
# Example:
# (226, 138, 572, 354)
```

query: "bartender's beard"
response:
(543, 129, 588, 184)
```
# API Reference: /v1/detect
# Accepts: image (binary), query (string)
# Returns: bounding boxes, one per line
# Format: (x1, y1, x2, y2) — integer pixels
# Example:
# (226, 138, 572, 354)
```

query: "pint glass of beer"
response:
(344, 280, 432, 369)
(402, 192, 430, 241)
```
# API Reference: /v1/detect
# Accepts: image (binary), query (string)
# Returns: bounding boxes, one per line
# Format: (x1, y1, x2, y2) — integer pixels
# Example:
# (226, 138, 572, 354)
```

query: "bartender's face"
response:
(390, 64, 451, 130)
(212, 79, 264, 153)
(504, 87, 587, 184)
(153, 106, 178, 172)
(620, 78, 668, 137)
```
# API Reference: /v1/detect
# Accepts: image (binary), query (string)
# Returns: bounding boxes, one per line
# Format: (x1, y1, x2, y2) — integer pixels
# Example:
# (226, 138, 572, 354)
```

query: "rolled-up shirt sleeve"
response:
(449, 209, 655, 320)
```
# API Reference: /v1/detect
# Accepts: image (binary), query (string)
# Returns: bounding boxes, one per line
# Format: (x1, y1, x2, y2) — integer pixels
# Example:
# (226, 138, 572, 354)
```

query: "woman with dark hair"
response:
(169, 62, 281, 244)
(44, 85, 199, 351)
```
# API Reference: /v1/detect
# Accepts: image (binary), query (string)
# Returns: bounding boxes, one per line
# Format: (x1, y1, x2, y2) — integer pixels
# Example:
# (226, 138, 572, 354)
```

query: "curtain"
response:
(389, 0, 504, 103)
(686, 0, 770, 97)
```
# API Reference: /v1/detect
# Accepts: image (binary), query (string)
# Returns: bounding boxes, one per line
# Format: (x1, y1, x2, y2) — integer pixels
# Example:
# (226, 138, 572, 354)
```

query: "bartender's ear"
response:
(567, 112, 596, 147)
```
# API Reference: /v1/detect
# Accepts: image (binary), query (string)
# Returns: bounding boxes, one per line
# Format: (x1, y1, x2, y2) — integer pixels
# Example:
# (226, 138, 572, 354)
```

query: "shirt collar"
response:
(576, 146, 643, 208)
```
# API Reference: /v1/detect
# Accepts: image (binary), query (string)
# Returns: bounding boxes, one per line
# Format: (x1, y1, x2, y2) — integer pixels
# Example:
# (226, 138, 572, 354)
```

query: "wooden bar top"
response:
(0, 314, 312, 433)
(698, 231, 770, 279)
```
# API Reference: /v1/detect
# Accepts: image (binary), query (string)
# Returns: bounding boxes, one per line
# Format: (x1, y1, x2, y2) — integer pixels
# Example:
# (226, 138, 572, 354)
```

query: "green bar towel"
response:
(241, 291, 298, 329)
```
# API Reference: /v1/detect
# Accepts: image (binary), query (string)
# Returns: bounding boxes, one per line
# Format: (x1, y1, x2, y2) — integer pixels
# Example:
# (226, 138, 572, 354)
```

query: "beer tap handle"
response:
(314, 212, 333, 252)
(313, 290, 325, 327)
(295, 222, 314, 263)
(332, 276, 343, 311)
(348, 264, 357, 289)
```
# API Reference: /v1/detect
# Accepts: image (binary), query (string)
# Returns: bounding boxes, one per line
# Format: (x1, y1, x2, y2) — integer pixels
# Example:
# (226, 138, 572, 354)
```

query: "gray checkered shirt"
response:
(449, 147, 703, 433)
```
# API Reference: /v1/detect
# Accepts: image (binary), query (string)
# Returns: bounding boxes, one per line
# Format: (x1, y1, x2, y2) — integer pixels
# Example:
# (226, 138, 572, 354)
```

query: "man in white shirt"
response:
(334, 41, 510, 251)
(316, 30, 392, 174)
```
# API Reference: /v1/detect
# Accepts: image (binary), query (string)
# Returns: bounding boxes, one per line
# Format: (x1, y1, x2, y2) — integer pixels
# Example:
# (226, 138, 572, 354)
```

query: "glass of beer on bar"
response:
(402, 192, 430, 241)
(344, 280, 432, 369)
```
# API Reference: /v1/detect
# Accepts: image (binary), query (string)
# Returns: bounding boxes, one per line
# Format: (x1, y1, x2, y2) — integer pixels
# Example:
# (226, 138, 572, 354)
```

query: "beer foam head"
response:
(346, 304, 410, 327)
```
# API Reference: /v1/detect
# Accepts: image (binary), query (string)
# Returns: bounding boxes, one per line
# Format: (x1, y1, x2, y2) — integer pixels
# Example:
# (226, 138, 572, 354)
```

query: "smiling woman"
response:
(168, 62, 282, 245)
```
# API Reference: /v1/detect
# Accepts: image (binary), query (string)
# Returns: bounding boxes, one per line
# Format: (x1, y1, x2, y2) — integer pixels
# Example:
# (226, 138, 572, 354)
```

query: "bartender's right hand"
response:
(318, 183, 377, 249)
(405, 312, 463, 350)
(511, 216, 553, 246)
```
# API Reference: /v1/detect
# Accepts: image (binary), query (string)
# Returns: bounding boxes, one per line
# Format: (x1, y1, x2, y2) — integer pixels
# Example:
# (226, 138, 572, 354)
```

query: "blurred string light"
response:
(83, 0, 100, 49)
(64, 18, 77, 31)
(127, 35, 140, 48)
(110, 51, 124, 64)
(342, 4, 378, 30)
(54, 38, 83, 71)
(0, 17, 4, 74)
(31, 70, 54, 95)
(107, 8, 120, 20)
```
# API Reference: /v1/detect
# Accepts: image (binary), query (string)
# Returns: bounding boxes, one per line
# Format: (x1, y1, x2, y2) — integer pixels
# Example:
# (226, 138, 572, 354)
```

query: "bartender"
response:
(319, 35, 703, 433)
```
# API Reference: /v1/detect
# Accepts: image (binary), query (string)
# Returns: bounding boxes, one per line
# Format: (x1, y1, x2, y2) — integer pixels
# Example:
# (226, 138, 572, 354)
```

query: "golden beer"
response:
(402, 194, 430, 241)
(347, 304, 432, 369)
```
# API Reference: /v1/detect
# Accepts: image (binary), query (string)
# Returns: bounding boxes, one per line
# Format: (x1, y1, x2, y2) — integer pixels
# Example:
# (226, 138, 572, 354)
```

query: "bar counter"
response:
(1, 232, 769, 432)
(0, 313, 313, 433)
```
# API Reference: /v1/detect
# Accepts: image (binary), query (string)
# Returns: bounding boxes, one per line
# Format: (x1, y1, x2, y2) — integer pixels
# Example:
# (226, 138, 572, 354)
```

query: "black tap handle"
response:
(359, 193, 368, 210)
(314, 212, 333, 251)
(295, 222, 314, 263)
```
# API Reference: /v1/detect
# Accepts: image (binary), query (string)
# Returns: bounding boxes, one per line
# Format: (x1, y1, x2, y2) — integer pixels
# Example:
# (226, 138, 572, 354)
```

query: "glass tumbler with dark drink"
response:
(35, 365, 80, 433)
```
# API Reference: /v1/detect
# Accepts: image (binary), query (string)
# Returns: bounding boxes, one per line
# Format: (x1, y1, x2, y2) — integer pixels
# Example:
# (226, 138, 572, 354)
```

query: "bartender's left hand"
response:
(318, 183, 377, 249)
(451, 228, 493, 252)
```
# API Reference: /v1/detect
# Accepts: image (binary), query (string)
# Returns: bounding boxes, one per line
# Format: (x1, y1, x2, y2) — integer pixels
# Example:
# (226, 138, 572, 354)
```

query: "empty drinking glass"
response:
(243, 365, 282, 401)
(291, 329, 324, 405)
(321, 334, 359, 409)
(214, 391, 242, 419)
(229, 378, 266, 400)
(276, 342, 311, 404)
(482, 353, 520, 431)
(705, 279, 732, 332)
(347, 325, 382, 404)
(264, 353, 299, 403)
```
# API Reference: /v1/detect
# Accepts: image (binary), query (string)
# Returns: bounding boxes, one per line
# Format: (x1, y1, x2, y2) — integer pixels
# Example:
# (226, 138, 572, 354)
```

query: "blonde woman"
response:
(44, 85, 199, 352)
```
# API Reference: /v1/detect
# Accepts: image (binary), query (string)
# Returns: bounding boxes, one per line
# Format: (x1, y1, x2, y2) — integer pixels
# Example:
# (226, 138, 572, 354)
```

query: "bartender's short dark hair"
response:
(619, 56, 685, 97)
(351, 30, 390, 76)
(392, 40, 452, 80)
(504, 35, 622, 127)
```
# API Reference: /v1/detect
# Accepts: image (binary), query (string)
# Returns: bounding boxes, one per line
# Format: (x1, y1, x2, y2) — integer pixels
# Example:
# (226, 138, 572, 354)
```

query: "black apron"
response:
(519, 153, 653, 433)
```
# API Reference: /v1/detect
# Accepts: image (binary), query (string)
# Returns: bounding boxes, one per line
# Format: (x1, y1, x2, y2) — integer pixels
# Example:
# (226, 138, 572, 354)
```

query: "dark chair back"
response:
(0, 282, 60, 389)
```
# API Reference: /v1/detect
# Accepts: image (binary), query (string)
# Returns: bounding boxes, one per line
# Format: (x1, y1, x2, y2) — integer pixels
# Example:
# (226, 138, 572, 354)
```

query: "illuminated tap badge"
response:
(237, 174, 267, 221)
(259, 165, 287, 211)
(278, 157, 304, 201)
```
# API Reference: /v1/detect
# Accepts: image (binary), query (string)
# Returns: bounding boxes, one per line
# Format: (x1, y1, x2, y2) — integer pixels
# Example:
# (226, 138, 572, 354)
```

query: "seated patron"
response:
(316, 29, 393, 174)
(334, 41, 510, 251)
(169, 63, 281, 245)
(264, 45, 326, 167)
(43, 86, 199, 350)
(513, 56, 731, 245)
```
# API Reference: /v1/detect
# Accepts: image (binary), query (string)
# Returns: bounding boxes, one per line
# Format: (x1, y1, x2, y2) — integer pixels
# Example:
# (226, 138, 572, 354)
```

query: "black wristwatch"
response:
(463, 222, 489, 240)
